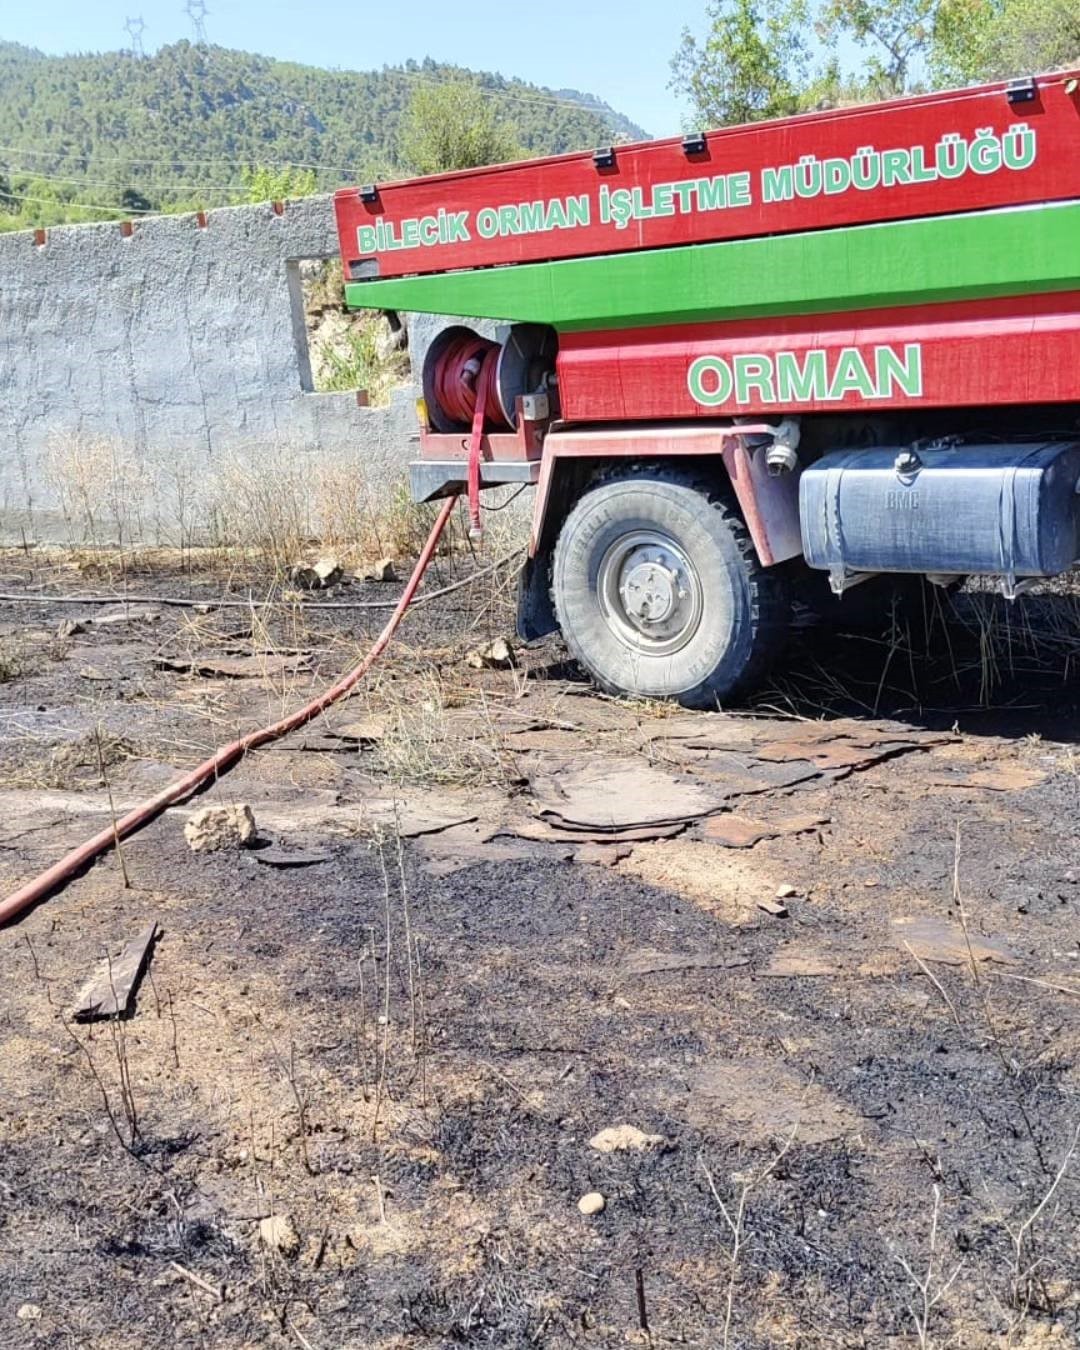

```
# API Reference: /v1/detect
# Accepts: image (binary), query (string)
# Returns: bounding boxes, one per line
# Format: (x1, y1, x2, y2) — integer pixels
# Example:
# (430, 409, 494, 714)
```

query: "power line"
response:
(0, 169, 254, 195)
(0, 67, 633, 159)
(0, 143, 359, 175)
(10, 193, 161, 215)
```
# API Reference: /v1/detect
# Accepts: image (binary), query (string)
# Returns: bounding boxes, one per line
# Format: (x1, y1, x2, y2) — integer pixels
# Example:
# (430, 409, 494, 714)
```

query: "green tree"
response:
(670, 0, 816, 127)
(817, 0, 938, 95)
(241, 165, 318, 203)
(120, 186, 153, 214)
(399, 80, 522, 175)
(672, 0, 1078, 128)
(933, 0, 1080, 83)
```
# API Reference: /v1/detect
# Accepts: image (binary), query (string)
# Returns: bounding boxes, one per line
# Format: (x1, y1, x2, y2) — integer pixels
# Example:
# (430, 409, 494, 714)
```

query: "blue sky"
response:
(2, 0, 717, 137)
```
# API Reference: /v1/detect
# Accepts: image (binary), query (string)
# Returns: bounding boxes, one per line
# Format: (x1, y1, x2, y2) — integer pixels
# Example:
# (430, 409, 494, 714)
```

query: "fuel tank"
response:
(799, 440, 1080, 581)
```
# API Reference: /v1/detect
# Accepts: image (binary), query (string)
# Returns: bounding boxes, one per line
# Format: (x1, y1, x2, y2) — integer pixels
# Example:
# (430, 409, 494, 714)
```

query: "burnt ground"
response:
(2, 553, 1080, 1349)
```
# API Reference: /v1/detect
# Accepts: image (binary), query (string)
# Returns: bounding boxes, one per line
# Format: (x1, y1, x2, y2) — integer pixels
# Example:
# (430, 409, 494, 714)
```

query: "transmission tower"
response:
(184, 0, 209, 44)
(124, 15, 147, 57)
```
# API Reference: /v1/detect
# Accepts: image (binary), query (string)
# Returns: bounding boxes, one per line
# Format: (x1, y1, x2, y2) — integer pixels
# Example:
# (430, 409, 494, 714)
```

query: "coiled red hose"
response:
(0, 494, 459, 927)
(429, 332, 508, 432)
(428, 331, 509, 537)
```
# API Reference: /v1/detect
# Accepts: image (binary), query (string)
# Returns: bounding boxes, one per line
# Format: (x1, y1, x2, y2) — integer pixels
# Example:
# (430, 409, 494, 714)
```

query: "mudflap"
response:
(516, 553, 557, 641)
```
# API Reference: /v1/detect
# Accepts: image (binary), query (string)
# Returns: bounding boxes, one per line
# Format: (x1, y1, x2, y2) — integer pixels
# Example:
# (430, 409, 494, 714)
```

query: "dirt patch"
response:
(682, 1059, 862, 1144)
(2, 567, 1080, 1346)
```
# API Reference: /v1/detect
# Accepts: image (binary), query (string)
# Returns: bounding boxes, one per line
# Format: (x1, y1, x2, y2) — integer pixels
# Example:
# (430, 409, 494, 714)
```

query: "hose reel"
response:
(422, 323, 558, 433)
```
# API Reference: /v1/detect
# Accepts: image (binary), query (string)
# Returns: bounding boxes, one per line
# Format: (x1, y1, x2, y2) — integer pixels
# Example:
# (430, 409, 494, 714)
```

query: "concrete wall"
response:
(0, 195, 418, 544)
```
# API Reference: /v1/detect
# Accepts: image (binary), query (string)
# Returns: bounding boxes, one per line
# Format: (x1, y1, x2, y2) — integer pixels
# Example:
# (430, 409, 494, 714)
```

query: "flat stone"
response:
(92, 609, 163, 626)
(578, 1191, 606, 1215)
(891, 915, 1017, 966)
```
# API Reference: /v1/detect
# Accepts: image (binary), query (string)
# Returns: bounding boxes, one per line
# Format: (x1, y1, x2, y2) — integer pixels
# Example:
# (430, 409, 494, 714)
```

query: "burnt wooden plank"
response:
(73, 923, 158, 1020)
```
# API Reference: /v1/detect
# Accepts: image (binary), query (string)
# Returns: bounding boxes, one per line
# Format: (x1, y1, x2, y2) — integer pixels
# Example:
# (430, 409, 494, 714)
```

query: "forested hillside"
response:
(0, 40, 646, 230)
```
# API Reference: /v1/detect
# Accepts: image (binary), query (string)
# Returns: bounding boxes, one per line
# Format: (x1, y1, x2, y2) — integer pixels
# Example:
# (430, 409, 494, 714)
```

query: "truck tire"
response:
(551, 469, 788, 707)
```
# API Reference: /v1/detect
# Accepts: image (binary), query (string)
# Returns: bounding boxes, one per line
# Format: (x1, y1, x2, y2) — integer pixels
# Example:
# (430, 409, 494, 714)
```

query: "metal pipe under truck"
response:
(334, 71, 1080, 707)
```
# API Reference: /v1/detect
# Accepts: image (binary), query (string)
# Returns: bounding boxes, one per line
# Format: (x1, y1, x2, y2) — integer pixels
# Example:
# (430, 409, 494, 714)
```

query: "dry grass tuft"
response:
(375, 670, 513, 788)
(43, 436, 152, 557)
(9, 730, 140, 791)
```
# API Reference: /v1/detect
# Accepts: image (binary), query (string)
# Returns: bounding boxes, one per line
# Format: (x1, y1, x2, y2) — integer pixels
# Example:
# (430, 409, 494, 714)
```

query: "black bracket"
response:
(592, 146, 616, 170)
(682, 132, 707, 156)
(358, 184, 379, 203)
(1006, 77, 1037, 104)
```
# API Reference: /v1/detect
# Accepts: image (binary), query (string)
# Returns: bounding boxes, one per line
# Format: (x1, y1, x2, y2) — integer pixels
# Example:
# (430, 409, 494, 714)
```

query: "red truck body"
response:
(333, 72, 1080, 706)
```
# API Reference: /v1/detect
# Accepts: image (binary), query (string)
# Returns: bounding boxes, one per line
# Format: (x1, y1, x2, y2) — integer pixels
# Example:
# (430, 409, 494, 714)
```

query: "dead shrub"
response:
(375, 670, 510, 788)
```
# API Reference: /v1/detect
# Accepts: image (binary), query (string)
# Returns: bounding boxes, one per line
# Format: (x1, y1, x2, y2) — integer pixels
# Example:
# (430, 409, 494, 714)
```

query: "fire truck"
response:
(335, 71, 1080, 706)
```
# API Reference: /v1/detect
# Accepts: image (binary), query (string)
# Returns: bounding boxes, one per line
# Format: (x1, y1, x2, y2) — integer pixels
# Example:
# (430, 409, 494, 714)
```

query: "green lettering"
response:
(630, 187, 653, 220)
(357, 224, 377, 254)
(695, 176, 727, 211)
(545, 197, 568, 230)
(498, 204, 520, 236)
(518, 201, 545, 233)
(652, 184, 675, 216)
(476, 207, 499, 239)
(687, 355, 733, 406)
(566, 193, 591, 227)
(875, 343, 923, 397)
(734, 354, 776, 404)
(761, 165, 794, 203)
(402, 218, 420, 248)
(775, 350, 828, 402)
(828, 347, 876, 399)
(672, 180, 695, 213)
(881, 148, 913, 186)
(728, 171, 751, 207)
(445, 211, 471, 243)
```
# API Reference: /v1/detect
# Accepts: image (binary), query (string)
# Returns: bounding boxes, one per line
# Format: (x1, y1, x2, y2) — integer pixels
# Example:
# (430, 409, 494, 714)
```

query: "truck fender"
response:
(517, 424, 804, 641)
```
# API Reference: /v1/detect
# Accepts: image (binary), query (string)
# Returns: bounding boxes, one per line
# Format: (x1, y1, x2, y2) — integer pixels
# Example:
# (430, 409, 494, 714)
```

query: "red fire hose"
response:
(0, 494, 459, 927)
(429, 332, 506, 537)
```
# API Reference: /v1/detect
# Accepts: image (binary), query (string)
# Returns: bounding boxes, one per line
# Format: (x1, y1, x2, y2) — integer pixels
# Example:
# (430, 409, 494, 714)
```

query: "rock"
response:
(313, 557, 344, 587)
(465, 637, 515, 670)
(259, 1213, 301, 1258)
(192, 603, 218, 615)
(56, 618, 85, 638)
(184, 803, 256, 852)
(92, 609, 163, 627)
(16, 1305, 41, 1321)
(588, 1124, 668, 1153)
(361, 558, 397, 583)
(758, 896, 789, 917)
(578, 1191, 606, 1215)
(289, 557, 343, 591)
(775, 883, 798, 899)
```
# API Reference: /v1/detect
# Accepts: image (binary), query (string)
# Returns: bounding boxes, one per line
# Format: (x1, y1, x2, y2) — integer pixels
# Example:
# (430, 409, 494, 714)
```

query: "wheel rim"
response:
(596, 529, 704, 656)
